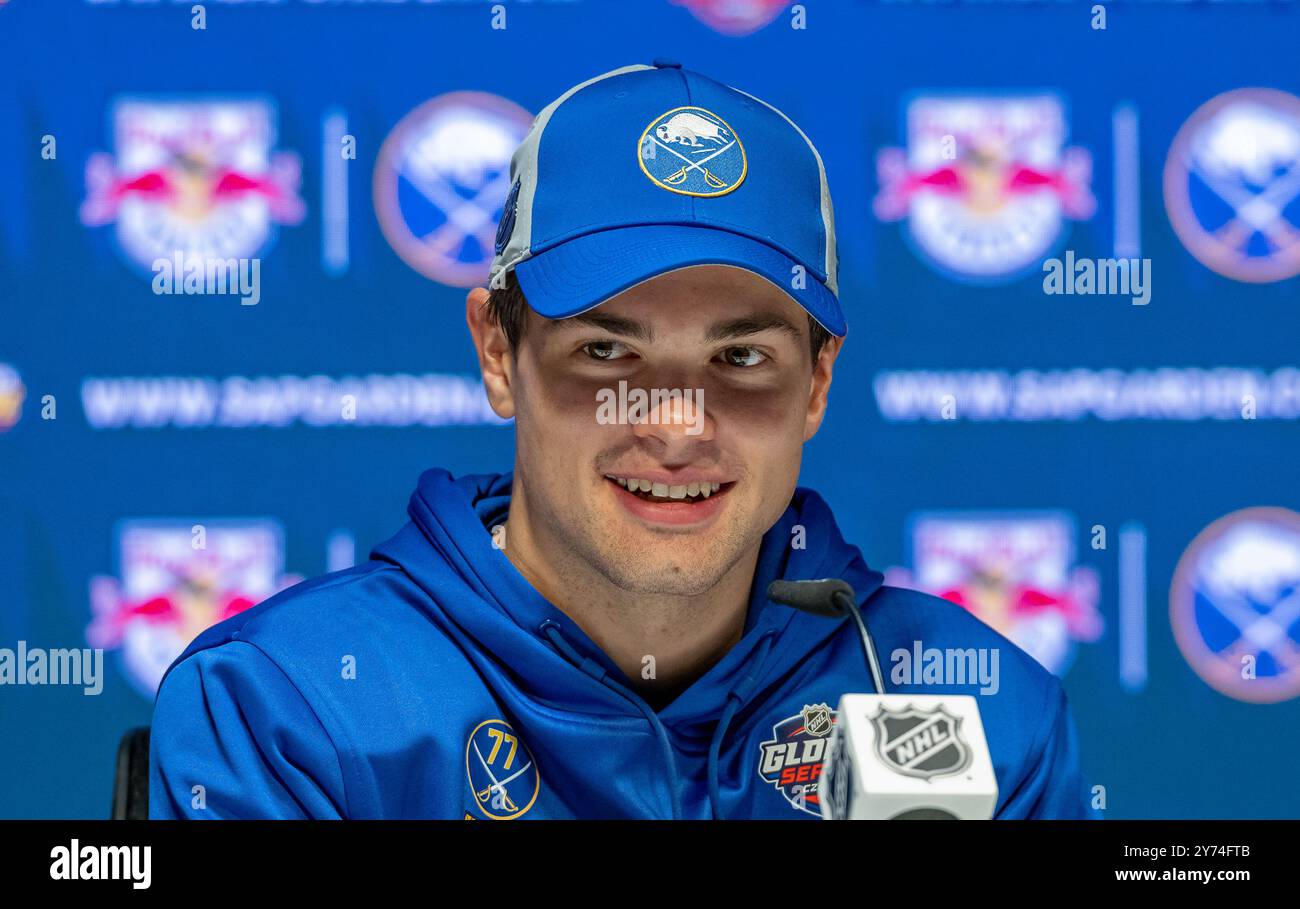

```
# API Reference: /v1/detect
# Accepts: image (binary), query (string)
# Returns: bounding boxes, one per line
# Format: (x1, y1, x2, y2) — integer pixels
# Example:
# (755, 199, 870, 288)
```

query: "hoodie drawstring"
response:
(539, 621, 684, 820)
(707, 630, 777, 821)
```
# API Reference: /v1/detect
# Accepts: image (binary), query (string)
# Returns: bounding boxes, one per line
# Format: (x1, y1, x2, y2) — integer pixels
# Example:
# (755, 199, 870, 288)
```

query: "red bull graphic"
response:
(1164, 88, 1300, 284)
(374, 92, 533, 287)
(1171, 507, 1300, 704)
(875, 94, 1095, 282)
(886, 512, 1102, 676)
(669, 0, 791, 36)
(0, 363, 24, 431)
(81, 98, 305, 274)
(87, 519, 301, 697)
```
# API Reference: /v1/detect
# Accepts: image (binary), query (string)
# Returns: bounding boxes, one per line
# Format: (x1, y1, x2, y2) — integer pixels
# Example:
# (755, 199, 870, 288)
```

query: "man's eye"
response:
(582, 340, 630, 361)
(721, 346, 766, 368)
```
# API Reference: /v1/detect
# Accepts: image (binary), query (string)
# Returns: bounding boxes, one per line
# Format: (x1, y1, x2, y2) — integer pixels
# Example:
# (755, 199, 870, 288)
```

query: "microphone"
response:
(766, 578, 998, 820)
(767, 579, 888, 696)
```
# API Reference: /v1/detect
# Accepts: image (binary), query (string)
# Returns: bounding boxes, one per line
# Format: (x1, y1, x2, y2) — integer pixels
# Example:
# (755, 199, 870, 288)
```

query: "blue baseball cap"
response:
(489, 61, 845, 337)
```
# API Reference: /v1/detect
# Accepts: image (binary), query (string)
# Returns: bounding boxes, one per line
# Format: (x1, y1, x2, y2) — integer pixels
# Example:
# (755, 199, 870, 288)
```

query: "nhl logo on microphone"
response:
(872, 704, 972, 780)
(821, 694, 998, 819)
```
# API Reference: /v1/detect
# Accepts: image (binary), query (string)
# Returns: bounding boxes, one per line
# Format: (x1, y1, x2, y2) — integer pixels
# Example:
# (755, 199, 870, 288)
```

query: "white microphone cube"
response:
(821, 693, 998, 820)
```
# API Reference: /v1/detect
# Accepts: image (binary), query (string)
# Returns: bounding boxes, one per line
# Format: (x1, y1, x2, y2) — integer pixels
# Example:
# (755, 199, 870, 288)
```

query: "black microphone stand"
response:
(767, 578, 888, 696)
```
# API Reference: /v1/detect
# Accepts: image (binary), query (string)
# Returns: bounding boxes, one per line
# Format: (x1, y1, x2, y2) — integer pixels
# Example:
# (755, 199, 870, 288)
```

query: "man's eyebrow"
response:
(548, 312, 654, 343)
(704, 315, 805, 344)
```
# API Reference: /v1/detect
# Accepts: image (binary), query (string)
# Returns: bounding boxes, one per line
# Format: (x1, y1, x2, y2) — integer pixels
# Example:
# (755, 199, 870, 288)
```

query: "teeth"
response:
(607, 476, 724, 499)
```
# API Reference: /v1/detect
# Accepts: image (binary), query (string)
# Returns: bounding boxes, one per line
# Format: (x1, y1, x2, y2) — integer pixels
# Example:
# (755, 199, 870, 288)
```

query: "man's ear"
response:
(803, 335, 843, 442)
(465, 286, 516, 421)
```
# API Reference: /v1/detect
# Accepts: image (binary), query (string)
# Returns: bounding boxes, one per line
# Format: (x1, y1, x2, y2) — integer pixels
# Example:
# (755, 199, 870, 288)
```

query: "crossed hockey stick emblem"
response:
(643, 133, 736, 189)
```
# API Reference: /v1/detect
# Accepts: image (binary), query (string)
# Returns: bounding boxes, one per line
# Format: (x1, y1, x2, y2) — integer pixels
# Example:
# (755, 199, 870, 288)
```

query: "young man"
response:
(150, 62, 1094, 819)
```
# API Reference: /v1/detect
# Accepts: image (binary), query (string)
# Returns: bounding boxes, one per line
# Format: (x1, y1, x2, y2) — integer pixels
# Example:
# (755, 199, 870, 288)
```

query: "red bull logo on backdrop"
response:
(874, 94, 1095, 282)
(0, 363, 24, 431)
(1171, 507, 1300, 704)
(669, 0, 791, 36)
(374, 92, 533, 288)
(87, 519, 301, 697)
(886, 512, 1103, 676)
(80, 98, 305, 274)
(1164, 88, 1300, 284)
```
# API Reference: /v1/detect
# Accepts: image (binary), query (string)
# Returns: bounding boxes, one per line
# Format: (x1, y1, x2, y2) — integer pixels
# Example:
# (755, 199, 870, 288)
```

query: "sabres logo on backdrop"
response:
(1164, 88, 1300, 283)
(374, 92, 533, 287)
(1171, 507, 1300, 704)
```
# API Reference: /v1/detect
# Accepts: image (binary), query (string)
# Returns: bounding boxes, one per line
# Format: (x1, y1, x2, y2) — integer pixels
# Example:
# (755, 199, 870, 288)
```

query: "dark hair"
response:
(484, 270, 832, 361)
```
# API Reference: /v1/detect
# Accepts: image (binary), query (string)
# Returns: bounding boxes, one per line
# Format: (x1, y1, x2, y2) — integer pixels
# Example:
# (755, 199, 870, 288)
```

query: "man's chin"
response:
(594, 557, 733, 598)
(550, 485, 759, 596)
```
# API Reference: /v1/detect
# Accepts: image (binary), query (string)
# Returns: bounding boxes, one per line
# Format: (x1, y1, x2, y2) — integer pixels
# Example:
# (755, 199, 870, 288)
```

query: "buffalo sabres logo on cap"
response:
(638, 106, 746, 197)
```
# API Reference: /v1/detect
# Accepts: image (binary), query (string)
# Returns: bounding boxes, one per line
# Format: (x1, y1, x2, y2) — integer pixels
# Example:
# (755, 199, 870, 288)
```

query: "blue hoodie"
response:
(150, 469, 1095, 820)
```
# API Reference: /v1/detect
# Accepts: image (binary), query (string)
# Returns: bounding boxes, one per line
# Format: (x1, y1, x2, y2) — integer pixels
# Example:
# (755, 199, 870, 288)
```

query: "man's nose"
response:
(628, 386, 715, 448)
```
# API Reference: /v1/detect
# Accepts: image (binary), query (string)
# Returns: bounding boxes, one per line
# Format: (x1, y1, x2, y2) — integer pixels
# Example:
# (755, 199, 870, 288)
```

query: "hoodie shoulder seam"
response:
(238, 638, 356, 819)
(171, 637, 356, 819)
(997, 673, 1066, 815)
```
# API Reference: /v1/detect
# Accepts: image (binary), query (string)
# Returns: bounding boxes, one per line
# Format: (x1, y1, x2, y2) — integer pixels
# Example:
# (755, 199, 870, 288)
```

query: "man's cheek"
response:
(709, 381, 808, 430)
(558, 373, 647, 426)
(515, 384, 609, 448)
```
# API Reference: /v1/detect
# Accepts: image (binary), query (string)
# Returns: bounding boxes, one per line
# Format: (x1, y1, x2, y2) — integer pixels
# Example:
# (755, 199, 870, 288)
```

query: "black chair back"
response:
(111, 727, 151, 820)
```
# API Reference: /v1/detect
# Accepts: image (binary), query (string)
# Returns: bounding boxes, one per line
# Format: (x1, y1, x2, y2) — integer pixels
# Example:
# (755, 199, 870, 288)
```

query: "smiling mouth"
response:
(604, 475, 733, 504)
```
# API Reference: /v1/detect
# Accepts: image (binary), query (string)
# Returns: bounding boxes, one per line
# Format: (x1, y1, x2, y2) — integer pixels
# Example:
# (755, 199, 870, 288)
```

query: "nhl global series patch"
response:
(757, 703, 836, 816)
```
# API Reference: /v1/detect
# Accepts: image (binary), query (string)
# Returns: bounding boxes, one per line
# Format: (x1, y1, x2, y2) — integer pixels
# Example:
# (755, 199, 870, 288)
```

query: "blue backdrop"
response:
(2, 0, 1299, 818)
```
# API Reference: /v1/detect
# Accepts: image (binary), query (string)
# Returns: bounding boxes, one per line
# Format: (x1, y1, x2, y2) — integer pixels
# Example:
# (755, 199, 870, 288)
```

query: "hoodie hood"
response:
(372, 468, 884, 732)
